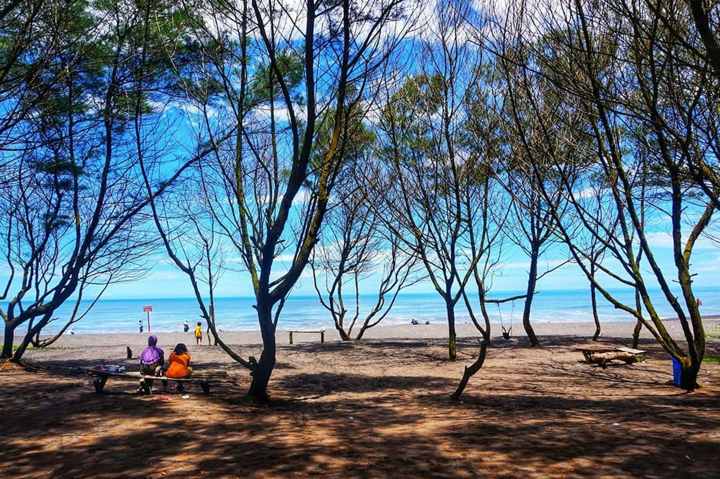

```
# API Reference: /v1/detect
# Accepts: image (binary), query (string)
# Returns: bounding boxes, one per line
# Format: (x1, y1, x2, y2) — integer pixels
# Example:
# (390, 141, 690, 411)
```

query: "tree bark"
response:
(1, 322, 15, 359)
(446, 299, 457, 361)
(632, 288, 642, 348)
(590, 280, 601, 341)
(247, 301, 276, 402)
(688, 0, 720, 78)
(12, 333, 32, 361)
(451, 340, 488, 399)
(680, 360, 700, 391)
(337, 326, 351, 341)
(522, 245, 540, 347)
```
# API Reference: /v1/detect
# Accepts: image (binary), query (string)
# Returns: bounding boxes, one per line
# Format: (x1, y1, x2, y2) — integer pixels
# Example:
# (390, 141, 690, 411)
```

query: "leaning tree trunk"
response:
(522, 246, 540, 347)
(590, 266, 601, 341)
(446, 299, 457, 361)
(247, 301, 277, 402)
(13, 315, 52, 361)
(355, 326, 367, 340)
(336, 323, 351, 341)
(632, 288, 643, 348)
(451, 340, 488, 399)
(13, 333, 33, 361)
(1, 322, 15, 359)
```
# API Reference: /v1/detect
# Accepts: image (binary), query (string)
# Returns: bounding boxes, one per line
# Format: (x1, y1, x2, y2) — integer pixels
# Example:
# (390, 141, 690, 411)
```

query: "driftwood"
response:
(576, 346, 646, 368)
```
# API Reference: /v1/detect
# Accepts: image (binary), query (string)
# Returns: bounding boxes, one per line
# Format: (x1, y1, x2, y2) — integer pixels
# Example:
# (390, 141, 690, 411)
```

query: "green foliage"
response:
(312, 106, 375, 171)
(249, 50, 304, 106)
(380, 74, 446, 165)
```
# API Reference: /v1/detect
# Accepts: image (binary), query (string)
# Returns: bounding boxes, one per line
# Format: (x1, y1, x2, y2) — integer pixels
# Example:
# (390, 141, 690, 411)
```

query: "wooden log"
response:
(588, 351, 644, 368)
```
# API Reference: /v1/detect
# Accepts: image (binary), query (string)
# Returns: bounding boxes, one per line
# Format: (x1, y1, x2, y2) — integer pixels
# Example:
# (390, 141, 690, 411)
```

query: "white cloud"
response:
(645, 232, 718, 251)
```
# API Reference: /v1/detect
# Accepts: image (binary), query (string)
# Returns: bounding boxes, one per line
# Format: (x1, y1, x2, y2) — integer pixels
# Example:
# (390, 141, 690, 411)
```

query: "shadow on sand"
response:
(1, 335, 719, 478)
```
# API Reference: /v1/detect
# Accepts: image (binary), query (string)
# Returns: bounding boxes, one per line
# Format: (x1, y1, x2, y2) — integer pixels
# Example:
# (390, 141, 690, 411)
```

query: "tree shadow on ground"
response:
(2, 365, 718, 478)
(276, 371, 455, 396)
(3, 335, 720, 478)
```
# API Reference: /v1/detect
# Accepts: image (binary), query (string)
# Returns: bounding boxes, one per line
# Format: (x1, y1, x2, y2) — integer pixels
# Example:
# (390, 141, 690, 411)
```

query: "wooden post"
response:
(320, 330, 325, 344)
(289, 331, 293, 345)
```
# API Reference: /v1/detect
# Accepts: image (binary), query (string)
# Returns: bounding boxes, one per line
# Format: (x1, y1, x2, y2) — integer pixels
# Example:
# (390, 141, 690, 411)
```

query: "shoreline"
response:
(35, 315, 720, 337)
(26, 317, 720, 350)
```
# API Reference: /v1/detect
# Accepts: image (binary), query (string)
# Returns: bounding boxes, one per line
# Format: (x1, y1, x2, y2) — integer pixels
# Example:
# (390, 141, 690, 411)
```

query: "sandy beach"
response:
(0, 318, 717, 478)
(33, 317, 720, 350)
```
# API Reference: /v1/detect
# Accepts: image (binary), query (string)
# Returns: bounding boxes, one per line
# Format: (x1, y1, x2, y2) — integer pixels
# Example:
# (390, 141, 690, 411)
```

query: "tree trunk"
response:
(338, 327, 351, 341)
(680, 360, 700, 391)
(247, 301, 276, 402)
(355, 327, 367, 341)
(523, 246, 540, 347)
(12, 332, 32, 361)
(632, 288, 642, 348)
(446, 300, 457, 361)
(632, 320, 642, 349)
(1, 322, 14, 359)
(590, 284, 601, 341)
(590, 270, 601, 341)
(451, 340, 488, 400)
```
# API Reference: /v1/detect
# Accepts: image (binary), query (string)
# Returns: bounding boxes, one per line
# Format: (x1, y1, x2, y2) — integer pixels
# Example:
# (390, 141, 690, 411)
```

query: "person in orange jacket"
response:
(166, 343, 192, 380)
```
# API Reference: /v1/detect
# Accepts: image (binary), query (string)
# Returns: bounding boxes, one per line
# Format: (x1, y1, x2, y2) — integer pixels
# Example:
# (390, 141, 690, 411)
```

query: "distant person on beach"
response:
(138, 319, 143, 333)
(166, 343, 192, 379)
(183, 321, 189, 333)
(194, 322, 203, 345)
(139, 335, 164, 376)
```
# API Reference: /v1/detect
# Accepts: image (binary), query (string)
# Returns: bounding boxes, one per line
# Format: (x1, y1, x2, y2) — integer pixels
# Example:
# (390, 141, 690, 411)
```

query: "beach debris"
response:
(575, 345, 646, 368)
(411, 319, 419, 325)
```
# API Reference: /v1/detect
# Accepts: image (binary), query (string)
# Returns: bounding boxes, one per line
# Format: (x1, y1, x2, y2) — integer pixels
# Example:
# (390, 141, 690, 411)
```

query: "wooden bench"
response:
(288, 329, 325, 345)
(85, 368, 223, 394)
(575, 345, 646, 368)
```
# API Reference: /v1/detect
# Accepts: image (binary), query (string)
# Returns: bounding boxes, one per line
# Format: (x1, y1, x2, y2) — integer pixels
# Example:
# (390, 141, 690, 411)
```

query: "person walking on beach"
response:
(183, 321, 189, 333)
(138, 319, 143, 333)
(194, 321, 203, 345)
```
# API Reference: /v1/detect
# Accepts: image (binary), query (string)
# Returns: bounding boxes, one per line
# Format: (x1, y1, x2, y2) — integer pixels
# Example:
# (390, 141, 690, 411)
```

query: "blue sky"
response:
(100, 232, 720, 300)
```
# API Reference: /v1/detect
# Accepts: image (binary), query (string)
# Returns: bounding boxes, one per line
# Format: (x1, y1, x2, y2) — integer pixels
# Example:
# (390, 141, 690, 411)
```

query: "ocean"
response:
(32, 286, 720, 334)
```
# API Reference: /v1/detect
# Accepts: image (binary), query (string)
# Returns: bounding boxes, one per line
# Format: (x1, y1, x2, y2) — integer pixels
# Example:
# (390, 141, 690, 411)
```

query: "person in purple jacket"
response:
(138, 335, 166, 393)
(139, 335, 164, 376)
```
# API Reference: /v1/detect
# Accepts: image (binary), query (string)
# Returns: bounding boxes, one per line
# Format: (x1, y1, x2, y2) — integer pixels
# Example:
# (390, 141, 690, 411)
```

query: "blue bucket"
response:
(671, 357, 683, 387)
